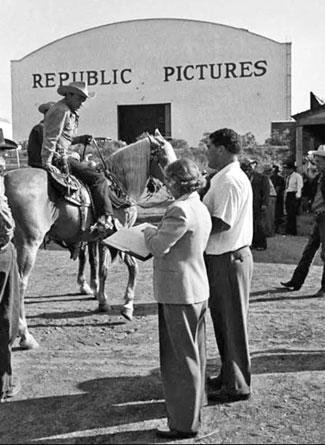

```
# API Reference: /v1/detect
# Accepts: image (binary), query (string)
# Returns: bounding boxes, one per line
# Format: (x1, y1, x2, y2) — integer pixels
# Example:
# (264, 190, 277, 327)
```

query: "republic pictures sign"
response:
(32, 59, 268, 88)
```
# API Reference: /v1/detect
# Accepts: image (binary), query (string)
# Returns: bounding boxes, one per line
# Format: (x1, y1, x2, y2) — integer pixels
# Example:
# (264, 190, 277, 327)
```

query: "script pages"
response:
(102, 222, 156, 261)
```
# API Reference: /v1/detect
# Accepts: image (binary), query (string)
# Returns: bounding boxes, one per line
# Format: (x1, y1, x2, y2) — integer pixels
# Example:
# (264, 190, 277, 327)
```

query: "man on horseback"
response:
(41, 81, 116, 237)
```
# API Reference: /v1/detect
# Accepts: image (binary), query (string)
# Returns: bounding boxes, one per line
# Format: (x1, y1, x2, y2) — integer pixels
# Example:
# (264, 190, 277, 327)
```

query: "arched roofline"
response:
(13, 18, 289, 62)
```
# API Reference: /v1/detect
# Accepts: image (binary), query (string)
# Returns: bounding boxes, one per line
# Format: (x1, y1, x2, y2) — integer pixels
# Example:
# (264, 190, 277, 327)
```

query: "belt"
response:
(230, 245, 249, 254)
(206, 245, 249, 259)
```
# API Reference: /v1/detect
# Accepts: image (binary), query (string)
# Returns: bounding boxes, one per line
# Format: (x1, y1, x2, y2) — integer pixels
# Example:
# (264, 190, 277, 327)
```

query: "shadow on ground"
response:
(207, 349, 325, 377)
(1, 371, 164, 445)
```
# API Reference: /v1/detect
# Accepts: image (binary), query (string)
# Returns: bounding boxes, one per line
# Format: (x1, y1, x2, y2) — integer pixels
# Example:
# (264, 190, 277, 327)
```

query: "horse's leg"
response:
(95, 243, 111, 312)
(88, 242, 99, 296)
(77, 243, 97, 296)
(16, 239, 43, 350)
(77, 244, 88, 294)
(120, 253, 139, 322)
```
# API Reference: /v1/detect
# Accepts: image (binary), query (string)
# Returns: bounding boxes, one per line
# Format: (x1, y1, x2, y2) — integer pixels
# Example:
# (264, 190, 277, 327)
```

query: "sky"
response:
(1, 0, 324, 123)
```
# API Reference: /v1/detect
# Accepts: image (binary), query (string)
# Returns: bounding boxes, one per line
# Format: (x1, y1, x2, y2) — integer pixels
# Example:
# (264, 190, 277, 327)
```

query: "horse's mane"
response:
(106, 138, 151, 201)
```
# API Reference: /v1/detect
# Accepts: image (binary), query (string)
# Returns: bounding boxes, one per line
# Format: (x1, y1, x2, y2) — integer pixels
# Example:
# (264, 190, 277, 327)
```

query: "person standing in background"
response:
(301, 159, 319, 214)
(0, 131, 21, 403)
(241, 159, 269, 251)
(27, 102, 55, 167)
(203, 128, 253, 403)
(271, 165, 285, 233)
(263, 164, 277, 237)
(284, 160, 303, 236)
(281, 146, 325, 297)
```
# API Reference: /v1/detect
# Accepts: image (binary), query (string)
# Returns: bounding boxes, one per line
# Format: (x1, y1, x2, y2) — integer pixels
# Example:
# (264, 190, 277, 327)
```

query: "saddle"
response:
(46, 168, 133, 260)
(46, 170, 91, 207)
(47, 168, 133, 210)
(45, 171, 93, 260)
(47, 169, 78, 194)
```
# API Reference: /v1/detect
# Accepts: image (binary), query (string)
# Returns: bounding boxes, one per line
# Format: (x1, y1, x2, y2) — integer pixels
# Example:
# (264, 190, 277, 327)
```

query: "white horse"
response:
(4, 131, 176, 349)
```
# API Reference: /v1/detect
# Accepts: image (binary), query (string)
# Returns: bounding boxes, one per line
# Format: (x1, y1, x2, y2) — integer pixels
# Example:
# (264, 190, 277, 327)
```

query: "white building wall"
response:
(0, 118, 13, 139)
(11, 19, 291, 145)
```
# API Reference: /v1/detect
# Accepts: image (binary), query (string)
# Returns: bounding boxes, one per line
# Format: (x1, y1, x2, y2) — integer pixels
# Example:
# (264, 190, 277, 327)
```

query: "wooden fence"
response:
(4, 149, 28, 171)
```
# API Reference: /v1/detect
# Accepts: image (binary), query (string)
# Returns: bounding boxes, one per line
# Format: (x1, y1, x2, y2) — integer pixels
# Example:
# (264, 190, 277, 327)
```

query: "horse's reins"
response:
(91, 138, 108, 170)
(87, 135, 167, 204)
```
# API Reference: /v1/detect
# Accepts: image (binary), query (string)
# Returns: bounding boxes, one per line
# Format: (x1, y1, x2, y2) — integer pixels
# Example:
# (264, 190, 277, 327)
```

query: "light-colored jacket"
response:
(41, 99, 79, 165)
(144, 191, 212, 305)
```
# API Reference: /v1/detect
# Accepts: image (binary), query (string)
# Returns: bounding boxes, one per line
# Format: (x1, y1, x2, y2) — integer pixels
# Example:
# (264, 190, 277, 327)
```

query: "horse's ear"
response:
(154, 129, 164, 142)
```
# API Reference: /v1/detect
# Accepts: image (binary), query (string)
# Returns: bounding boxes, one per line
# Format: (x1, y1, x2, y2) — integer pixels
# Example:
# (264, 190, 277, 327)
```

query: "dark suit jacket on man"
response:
(250, 171, 270, 214)
(27, 121, 44, 167)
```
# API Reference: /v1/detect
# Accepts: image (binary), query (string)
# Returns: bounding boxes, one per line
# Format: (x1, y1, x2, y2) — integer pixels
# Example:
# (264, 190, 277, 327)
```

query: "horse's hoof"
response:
(98, 302, 112, 313)
(121, 307, 133, 321)
(79, 283, 94, 295)
(19, 336, 40, 350)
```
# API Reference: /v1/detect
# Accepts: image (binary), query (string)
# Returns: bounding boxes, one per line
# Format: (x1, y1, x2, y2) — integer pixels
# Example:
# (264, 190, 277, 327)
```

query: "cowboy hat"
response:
(38, 101, 55, 114)
(240, 158, 257, 167)
(57, 81, 95, 99)
(308, 145, 325, 157)
(283, 160, 296, 169)
(0, 129, 18, 150)
(262, 163, 273, 175)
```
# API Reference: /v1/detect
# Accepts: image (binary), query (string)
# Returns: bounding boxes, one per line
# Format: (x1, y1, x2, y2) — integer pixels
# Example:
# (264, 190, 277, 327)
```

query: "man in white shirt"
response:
(284, 160, 303, 236)
(203, 128, 253, 403)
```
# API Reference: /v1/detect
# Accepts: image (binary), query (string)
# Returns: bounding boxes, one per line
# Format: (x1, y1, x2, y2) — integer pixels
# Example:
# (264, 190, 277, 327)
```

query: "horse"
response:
(4, 131, 177, 350)
(76, 176, 173, 297)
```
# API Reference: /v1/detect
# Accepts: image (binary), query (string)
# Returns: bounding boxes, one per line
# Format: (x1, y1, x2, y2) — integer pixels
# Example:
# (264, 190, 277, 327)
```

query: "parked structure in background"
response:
(293, 92, 325, 168)
(11, 19, 291, 145)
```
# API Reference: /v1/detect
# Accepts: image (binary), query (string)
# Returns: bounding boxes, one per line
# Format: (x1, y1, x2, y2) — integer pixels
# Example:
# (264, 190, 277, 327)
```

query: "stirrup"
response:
(90, 215, 116, 238)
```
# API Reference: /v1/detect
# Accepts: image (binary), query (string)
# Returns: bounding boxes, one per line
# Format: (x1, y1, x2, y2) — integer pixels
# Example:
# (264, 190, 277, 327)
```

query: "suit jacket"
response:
(144, 191, 212, 305)
(250, 171, 270, 213)
(27, 121, 44, 167)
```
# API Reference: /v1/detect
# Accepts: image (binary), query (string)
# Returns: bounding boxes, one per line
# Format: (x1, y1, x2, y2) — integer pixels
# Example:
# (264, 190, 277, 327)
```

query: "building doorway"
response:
(118, 103, 171, 144)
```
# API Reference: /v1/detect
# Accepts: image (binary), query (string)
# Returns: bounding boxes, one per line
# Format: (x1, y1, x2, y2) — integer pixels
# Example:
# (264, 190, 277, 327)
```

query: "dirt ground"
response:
(1, 221, 325, 444)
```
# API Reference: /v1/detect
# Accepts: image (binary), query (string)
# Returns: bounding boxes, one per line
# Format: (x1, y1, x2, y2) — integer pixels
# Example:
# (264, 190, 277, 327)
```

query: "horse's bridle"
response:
(147, 134, 168, 175)
(146, 134, 171, 194)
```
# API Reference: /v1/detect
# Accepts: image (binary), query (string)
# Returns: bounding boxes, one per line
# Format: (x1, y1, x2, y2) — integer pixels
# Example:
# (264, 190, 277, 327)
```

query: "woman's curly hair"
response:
(165, 158, 206, 195)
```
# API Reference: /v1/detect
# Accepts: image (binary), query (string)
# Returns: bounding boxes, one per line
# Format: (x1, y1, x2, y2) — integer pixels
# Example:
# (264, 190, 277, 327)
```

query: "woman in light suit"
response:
(144, 158, 212, 440)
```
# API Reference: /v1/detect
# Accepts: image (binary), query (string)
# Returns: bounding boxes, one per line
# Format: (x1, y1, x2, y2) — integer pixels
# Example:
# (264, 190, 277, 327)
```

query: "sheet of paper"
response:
(102, 222, 156, 260)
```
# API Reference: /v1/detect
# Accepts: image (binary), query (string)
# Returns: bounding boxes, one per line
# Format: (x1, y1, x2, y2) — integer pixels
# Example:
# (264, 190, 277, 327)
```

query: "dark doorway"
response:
(118, 103, 171, 144)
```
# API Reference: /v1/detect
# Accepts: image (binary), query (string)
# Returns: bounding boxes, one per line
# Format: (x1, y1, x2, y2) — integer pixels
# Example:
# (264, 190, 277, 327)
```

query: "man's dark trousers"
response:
(289, 217, 321, 287)
(285, 191, 299, 235)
